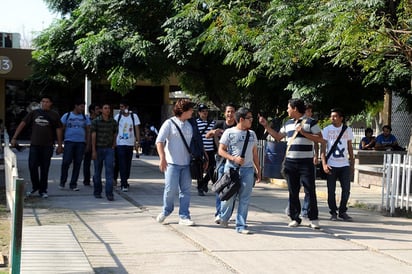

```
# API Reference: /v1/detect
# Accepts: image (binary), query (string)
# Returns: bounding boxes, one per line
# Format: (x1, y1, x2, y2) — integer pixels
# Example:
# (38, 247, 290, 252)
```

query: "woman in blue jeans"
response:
(155, 99, 205, 226)
(217, 107, 261, 234)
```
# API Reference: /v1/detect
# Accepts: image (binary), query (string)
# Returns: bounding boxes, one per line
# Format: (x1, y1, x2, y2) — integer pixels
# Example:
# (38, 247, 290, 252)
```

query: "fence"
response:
(3, 130, 24, 274)
(382, 153, 412, 215)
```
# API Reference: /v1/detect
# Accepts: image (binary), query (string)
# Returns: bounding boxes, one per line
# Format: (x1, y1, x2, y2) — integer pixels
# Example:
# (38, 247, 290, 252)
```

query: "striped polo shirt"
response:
(280, 116, 321, 160)
(196, 118, 216, 152)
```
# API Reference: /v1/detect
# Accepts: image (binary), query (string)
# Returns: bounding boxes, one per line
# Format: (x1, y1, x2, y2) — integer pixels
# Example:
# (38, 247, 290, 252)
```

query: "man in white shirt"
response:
(114, 101, 141, 192)
(321, 108, 354, 221)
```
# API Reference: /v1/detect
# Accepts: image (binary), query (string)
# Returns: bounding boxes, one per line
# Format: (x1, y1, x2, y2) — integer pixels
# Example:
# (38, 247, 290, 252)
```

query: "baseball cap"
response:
(198, 104, 209, 111)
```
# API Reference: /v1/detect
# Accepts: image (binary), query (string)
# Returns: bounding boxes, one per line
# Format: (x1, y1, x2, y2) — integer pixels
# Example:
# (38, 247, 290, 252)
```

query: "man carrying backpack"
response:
(59, 99, 91, 191)
(114, 100, 141, 192)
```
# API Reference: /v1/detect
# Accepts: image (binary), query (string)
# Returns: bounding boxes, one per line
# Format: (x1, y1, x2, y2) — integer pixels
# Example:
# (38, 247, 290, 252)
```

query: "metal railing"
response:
(3, 130, 24, 274)
(382, 153, 412, 215)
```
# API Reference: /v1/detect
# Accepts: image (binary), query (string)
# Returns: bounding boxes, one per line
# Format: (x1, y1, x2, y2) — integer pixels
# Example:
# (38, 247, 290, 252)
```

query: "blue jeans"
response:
(161, 164, 192, 219)
(93, 147, 114, 196)
(326, 166, 351, 215)
(219, 166, 254, 232)
(28, 145, 54, 194)
(116, 145, 134, 187)
(214, 162, 225, 216)
(284, 159, 318, 222)
(60, 141, 86, 188)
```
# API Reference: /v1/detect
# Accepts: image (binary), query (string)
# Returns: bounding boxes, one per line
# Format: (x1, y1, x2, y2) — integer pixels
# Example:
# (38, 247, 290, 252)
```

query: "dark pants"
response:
(115, 145, 134, 187)
(284, 158, 318, 222)
(60, 141, 86, 188)
(28, 145, 54, 194)
(197, 150, 216, 191)
(83, 149, 92, 184)
(326, 165, 351, 215)
(93, 147, 114, 196)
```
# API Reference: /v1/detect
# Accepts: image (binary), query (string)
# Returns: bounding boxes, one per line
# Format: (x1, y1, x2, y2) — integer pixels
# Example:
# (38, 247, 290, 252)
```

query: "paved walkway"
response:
(14, 149, 412, 273)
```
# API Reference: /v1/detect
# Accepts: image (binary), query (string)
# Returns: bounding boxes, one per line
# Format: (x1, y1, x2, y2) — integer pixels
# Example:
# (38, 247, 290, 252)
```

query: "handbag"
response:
(170, 119, 204, 180)
(212, 130, 250, 201)
(280, 119, 307, 178)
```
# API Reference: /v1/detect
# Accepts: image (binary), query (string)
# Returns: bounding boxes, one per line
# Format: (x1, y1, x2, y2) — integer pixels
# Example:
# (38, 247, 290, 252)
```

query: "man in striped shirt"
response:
(259, 98, 324, 229)
(196, 104, 216, 196)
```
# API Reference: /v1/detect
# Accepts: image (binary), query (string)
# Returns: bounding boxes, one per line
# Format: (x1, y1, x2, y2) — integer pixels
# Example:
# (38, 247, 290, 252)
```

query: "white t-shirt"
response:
(115, 113, 141, 146)
(322, 125, 354, 167)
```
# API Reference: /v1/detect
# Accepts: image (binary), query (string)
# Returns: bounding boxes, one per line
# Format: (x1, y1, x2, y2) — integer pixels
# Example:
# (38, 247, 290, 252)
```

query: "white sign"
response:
(0, 56, 13, 74)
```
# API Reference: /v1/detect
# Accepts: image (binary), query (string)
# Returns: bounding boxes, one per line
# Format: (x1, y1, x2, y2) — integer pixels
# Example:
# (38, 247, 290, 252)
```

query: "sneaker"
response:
(338, 212, 353, 222)
(309, 220, 320, 229)
(83, 181, 91, 186)
(26, 190, 38, 197)
(59, 184, 65, 190)
(40, 193, 48, 199)
(198, 189, 205, 196)
(121, 187, 129, 192)
(288, 220, 300, 227)
(70, 187, 80, 191)
(94, 194, 102, 199)
(179, 218, 195, 226)
(107, 195, 114, 201)
(156, 213, 167, 224)
(330, 213, 338, 221)
(238, 229, 252, 235)
(220, 220, 229, 228)
(214, 215, 221, 224)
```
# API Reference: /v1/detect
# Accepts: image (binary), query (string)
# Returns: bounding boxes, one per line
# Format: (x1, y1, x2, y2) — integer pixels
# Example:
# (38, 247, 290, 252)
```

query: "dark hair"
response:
(225, 103, 236, 110)
(382, 125, 392, 131)
(235, 107, 250, 122)
(330, 108, 344, 118)
(365, 127, 373, 135)
(288, 98, 306, 114)
(40, 95, 54, 102)
(74, 98, 85, 106)
(119, 99, 129, 107)
(173, 99, 195, 117)
(305, 103, 313, 110)
(88, 103, 100, 113)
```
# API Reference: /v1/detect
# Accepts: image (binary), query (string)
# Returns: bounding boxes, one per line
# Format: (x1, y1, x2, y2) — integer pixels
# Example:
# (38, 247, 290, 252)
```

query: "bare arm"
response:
(258, 115, 285, 141)
(156, 142, 167, 172)
(10, 121, 26, 147)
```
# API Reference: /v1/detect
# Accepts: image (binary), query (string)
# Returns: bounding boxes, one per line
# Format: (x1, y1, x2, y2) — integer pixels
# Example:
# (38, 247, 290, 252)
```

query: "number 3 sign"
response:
(0, 56, 13, 74)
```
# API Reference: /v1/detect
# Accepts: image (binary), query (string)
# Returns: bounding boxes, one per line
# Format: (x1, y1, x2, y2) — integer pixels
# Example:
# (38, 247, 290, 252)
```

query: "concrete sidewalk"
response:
(14, 150, 412, 273)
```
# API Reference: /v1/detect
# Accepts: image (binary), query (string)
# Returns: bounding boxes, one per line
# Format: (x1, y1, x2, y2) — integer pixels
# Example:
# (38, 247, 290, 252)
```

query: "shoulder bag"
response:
(170, 119, 204, 180)
(212, 130, 250, 201)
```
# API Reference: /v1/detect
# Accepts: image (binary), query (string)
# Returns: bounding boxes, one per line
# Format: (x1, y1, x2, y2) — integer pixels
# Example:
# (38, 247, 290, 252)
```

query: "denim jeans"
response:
(219, 166, 254, 232)
(93, 147, 114, 196)
(28, 145, 54, 194)
(115, 145, 134, 187)
(161, 164, 192, 219)
(326, 165, 351, 215)
(214, 161, 225, 216)
(60, 141, 86, 188)
(284, 159, 318, 222)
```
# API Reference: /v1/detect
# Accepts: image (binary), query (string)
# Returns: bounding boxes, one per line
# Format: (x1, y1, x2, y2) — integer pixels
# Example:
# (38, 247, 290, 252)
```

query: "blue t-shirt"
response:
(375, 134, 397, 146)
(61, 112, 91, 142)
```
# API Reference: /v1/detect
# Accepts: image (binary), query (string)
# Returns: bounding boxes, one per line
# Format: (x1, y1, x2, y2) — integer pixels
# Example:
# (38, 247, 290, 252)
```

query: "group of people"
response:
(155, 98, 362, 234)
(10, 95, 142, 201)
(11, 94, 401, 234)
(359, 125, 402, 151)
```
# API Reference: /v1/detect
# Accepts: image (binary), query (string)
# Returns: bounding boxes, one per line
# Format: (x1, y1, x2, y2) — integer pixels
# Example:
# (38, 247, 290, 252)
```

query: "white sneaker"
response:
(288, 220, 299, 227)
(220, 220, 229, 228)
(214, 216, 221, 224)
(179, 218, 195, 226)
(156, 213, 167, 224)
(121, 187, 128, 192)
(238, 229, 252, 235)
(40, 193, 48, 199)
(309, 220, 320, 229)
